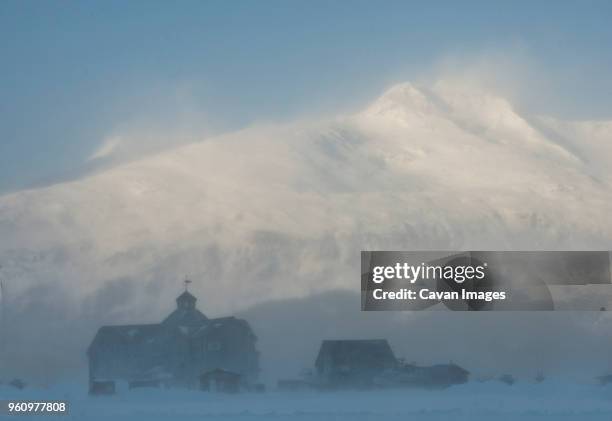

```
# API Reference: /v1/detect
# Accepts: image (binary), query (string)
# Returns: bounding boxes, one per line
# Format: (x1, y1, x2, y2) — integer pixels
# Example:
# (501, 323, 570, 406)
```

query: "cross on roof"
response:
(184, 276, 192, 291)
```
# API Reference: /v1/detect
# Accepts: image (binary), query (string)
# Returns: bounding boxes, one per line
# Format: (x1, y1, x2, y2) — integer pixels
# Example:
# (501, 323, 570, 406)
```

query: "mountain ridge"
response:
(0, 81, 611, 316)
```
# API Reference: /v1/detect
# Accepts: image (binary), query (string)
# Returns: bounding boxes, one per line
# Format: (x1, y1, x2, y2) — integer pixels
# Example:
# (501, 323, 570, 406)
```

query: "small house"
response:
(200, 368, 242, 393)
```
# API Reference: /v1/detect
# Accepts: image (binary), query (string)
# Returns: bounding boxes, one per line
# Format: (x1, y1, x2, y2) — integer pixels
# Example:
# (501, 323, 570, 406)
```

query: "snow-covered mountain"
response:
(1, 80, 611, 319)
(1, 80, 612, 382)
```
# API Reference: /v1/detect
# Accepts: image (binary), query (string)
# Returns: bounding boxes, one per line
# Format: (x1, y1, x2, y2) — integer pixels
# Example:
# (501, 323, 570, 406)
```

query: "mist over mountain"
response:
(1, 80, 611, 382)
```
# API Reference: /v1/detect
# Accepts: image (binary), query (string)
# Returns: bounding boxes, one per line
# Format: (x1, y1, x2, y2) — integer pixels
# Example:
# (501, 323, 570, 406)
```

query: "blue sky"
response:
(1, 0, 611, 193)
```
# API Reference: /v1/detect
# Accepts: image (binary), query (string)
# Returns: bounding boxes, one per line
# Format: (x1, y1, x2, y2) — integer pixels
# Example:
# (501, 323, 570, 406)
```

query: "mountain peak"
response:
(359, 80, 580, 163)
(0, 79, 610, 332)
(363, 82, 436, 120)
(363, 80, 517, 121)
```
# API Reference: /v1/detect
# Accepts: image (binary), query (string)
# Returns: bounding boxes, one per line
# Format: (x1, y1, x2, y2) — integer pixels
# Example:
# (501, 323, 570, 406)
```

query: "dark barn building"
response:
(87, 290, 259, 391)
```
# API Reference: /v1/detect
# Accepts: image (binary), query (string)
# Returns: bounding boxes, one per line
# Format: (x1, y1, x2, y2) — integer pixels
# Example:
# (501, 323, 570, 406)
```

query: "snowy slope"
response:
(1, 80, 612, 382)
(1, 80, 610, 315)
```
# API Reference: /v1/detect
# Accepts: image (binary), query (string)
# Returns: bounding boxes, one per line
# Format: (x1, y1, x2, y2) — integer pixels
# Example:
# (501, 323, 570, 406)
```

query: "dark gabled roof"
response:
(88, 314, 256, 354)
(87, 291, 258, 357)
(315, 339, 396, 370)
(87, 324, 163, 354)
(191, 316, 256, 340)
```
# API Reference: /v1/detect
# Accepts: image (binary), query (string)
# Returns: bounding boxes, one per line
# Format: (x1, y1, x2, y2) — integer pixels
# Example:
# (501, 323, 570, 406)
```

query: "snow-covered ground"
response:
(2, 382, 612, 420)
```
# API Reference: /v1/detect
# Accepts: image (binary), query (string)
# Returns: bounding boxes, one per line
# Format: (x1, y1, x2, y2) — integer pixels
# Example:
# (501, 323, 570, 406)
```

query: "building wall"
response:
(89, 321, 259, 387)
